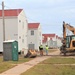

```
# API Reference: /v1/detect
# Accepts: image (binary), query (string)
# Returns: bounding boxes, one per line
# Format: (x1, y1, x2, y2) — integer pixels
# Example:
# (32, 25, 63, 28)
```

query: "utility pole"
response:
(2, 1, 5, 41)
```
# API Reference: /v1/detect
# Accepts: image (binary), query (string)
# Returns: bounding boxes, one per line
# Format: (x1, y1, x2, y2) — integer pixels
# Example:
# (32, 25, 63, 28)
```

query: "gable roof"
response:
(42, 34, 62, 43)
(28, 23, 40, 29)
(42, 34, 55, 38)
(0, 9, 23, 17)
(42, 34, 55, 43)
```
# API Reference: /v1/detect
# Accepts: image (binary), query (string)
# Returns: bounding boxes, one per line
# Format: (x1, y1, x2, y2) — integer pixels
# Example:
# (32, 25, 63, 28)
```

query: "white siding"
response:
(0, 17, 18, 52)
(18, 10, 28, 53)
(0, 10, 28, 53)
(37, 25, 42, 48)
(0, 19, 3, 52)
(56, 38, 62, 48)
(5, 17, 18, 40)
(28, 29, 38, 50)
(42, 34, 62, 49)
(28, 24, 42, 51)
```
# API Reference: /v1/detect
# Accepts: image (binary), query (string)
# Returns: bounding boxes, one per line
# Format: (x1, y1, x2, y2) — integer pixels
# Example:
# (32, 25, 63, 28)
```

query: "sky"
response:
(0, 0, 75, 36)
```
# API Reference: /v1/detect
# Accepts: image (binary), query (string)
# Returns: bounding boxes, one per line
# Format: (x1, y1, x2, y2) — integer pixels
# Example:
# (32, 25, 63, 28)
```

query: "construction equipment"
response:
(60, 21, 75, 55)
(24, 49, 37, 58)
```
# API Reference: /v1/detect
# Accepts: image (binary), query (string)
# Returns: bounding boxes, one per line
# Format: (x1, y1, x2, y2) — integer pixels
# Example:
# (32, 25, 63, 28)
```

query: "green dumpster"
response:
(3, 40, 18, 61)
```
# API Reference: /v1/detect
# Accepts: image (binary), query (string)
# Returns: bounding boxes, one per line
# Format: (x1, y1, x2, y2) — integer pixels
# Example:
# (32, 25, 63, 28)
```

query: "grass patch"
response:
(0, 56, 33, 73)
(22, 65, 75, 75)
(21, 57, 75, 75)
(41, 57, 75, 64)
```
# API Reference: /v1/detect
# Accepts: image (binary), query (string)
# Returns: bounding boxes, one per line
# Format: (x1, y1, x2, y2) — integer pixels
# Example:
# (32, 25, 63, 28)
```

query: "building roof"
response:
(42, 34, 55, 38)
(28, 23, 40, 29)
(42, 34, 55, 43)
(0, 9, 23, 17)
(42, 34, 62, 43)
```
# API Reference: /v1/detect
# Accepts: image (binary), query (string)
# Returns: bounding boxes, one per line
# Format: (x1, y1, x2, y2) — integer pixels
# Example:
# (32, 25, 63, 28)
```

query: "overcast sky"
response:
(0, 0, 75, 36)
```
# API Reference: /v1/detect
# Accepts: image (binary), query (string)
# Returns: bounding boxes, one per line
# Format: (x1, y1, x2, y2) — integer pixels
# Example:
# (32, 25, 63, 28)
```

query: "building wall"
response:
(48, 36, 57, 48)
(28, 29, 38, 50)
(56, 38, 62, 48)
(28, 25, 42, 51)
(37, 25, 42, 46)
(0, 10, 28, 53)
(0, 17, 18, 52)
(42, 34, 62, 49)
(0, 19, 3, 52)
(18, 10, 28, 53)
(5, 17, 18, 40)
(48, 40, 53, 48)
(53, 41, 57, 48)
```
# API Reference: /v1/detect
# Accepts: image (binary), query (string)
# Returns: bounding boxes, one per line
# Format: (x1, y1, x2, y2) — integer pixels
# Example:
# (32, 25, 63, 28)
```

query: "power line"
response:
(2, 4, 39, 22)
(1, 2, 63, 28)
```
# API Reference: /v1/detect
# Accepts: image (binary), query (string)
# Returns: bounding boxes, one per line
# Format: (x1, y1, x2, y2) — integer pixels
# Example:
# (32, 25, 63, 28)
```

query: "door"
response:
(28, 44, 35, 50)
(12, 41, 18, 61)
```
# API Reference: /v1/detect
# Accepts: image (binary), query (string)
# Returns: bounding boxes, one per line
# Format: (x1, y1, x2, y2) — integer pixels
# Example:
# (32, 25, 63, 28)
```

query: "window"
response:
(19, 20, 21, 22)
(31, 30, 34, 35)
(19, 36, 21, 39)
(72, 36, 75, 40)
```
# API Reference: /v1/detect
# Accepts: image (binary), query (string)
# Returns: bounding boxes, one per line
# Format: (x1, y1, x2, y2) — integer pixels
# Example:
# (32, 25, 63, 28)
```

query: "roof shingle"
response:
(28, 23, 40, 29)
(42, 34, 55, 43)
(42, 34, 55, 38)
(0, 9, 22, 17)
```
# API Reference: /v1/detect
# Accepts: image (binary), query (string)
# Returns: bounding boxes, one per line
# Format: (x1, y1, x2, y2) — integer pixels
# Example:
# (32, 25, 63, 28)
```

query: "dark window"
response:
(19, 20, 21, 22)
(31, 30, 34, 35)
(19, 36, 21, 39)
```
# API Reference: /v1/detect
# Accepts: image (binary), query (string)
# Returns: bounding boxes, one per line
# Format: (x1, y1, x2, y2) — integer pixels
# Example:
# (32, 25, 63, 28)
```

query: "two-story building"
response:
(42, 34, 62, 48)
(56, 35, 62, 48)
(42, 34, 56, 48)
(0, 9, 28, 53)
(28, 23, 42, 51)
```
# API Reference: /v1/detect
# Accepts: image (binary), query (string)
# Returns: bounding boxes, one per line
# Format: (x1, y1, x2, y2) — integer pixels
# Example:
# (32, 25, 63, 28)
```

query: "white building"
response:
(56, 35, 62, 48)
(42, 34, 56, 48)
(28, 23, 42, 51)
(0, 9, 28, 53)
(42, 34, 62, 48)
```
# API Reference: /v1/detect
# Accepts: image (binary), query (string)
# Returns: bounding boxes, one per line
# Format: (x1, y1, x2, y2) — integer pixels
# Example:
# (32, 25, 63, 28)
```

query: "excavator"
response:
(60, 21, 75, 55)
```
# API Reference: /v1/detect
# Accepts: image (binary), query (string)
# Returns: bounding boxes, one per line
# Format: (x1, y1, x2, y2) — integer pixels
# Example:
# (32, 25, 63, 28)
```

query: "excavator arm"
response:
(63, 21, 75, 45)
(60, 21, 75, 55)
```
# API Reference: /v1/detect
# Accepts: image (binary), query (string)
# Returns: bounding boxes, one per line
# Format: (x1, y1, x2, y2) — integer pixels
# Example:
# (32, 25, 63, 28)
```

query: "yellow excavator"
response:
(60, 21, 75, 55)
